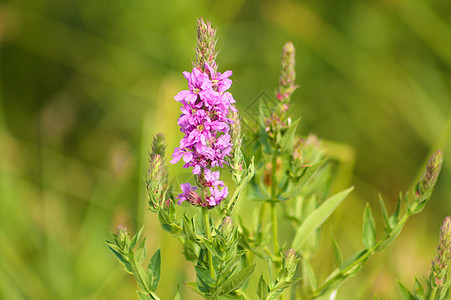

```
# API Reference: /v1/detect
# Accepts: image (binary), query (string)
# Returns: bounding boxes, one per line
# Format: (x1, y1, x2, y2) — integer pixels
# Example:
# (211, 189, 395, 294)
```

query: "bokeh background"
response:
(0, 0, 450, 299)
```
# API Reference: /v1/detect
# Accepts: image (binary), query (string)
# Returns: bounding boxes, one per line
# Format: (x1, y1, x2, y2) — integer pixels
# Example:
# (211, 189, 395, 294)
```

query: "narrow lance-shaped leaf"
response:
(257, 274, 269, 299)
(378, 194, 391, 233)
(291, 187, 354, 251)
(396, 280, 415, 300)
(147, 248, 161, 292)
(331, 233, 343, 267)
(215, 264, 256, 297)
(136, 238, 148, 265)
(414, 277, 423, 299)
(389, 193, 402, 228)
(362, 203, 376, 249)
(280, 117, 300, 153)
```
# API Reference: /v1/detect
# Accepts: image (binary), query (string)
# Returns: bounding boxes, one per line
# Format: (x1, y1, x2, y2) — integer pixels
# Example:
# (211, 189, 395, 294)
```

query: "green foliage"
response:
(291, 187, 354, 252)
(106, 228, 162, 299)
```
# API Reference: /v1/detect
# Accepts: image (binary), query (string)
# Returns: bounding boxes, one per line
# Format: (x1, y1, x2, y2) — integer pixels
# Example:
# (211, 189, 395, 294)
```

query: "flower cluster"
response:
(171, 62, 235, 207)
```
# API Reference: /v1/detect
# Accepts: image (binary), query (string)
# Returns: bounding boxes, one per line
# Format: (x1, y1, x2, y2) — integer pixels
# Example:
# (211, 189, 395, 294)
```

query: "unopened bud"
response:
(420, 150, 443, 193)
(277, 42, 299, 103)
(222, 216, 234, 235)
(151, 133, 167, 157)
(116, 225, 129, 246)
(147, 154, 169, 210)
(283, 249, 300, 279)
(195, 18, 218, 72)
(431, 216, 451, 287)
(229, 106, 242, 151)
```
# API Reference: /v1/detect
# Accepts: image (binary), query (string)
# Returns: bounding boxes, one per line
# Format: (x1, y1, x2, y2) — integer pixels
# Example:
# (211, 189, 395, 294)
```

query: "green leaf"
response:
(362, 203, 376, 249)
(106, 241, 133, 274)
(131, 227, 144, 250)
(280, 118, 300, 154)
(267, 279, 302, 300)
(147, 248, 161, 291)
(136, 238, 147, 265)
(396, 280, 415, 300)
(414, 277, 423, 299)
(378, 194, 391, 233)
(195, 265, 215, 286)
(331, 233, 343, 267)
(291, 187, 354, 251)
(184, 282, 203, 297)
(183, 214, 196, 241)
(216, 264, 256, 297)
(389, 194, 402, 228)
(440, 280, 450, 299)
(257, 274, 268, 299)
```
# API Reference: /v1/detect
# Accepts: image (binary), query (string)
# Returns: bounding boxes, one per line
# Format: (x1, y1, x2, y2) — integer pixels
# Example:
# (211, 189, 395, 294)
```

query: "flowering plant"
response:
(107, 19, 447, 300)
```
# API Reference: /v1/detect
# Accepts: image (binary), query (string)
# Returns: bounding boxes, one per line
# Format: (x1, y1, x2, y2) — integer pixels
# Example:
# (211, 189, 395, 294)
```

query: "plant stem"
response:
(202, 206, 215, 279)
(257, 202, 267, 240)
(271, 202, 279, 254)
(429, 287, 438, 300)
(271, 154, 279, 255)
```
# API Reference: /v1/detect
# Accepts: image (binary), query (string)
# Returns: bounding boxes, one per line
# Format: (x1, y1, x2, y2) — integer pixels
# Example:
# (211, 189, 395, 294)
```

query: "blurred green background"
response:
(0, 0, 450, 299)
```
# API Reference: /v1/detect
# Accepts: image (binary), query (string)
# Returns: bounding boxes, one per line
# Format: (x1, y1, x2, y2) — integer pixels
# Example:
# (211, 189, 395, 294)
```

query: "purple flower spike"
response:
(172, 20, 235, 207)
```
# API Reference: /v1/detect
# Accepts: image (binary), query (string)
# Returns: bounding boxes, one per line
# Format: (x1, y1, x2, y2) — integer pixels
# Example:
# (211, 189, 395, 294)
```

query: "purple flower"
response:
(207, 186, 228, 206)
(174, 68, 212, 104)
(176, 183, 201, 205)
(171, 62, 235, 207)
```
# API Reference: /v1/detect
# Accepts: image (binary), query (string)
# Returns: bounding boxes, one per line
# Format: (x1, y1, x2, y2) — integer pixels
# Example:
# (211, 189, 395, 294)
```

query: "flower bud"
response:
(414, 150, 443, 200)
(116, 225, 129, 247)
(195, 18, 218, 72)
(283, 249, 300, 279)
(147, 154, 169, 210)
(431, 216, 451, 287)
(222, 216, 234, 235)
(151, 133, 166, 157)
(277, 42, 299, 104)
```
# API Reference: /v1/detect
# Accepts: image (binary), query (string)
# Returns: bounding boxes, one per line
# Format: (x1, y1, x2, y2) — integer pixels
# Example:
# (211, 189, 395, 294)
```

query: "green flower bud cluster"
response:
(195, 18, 218, 73)
(146, 133, 169, 212)
(431, 216, 451, 288)
(276, 42, 299, 107)
(227, 107, 246, 183)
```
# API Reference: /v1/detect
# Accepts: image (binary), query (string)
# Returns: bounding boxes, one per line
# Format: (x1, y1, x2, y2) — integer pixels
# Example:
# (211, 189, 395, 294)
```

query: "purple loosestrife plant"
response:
(106, 18, 446, 300)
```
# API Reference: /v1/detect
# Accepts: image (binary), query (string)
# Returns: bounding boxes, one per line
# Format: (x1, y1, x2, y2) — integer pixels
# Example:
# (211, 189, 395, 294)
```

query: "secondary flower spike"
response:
(171, 19, 235, 207)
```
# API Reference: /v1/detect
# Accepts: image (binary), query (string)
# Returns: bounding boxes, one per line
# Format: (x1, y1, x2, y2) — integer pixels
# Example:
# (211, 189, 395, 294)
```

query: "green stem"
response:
(271, 202, 279, 254)
(202, 206, 215, 280)
(270, 154, 279, 255)
(257, 202, 267, 240)
(429, 287, 438, 300)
